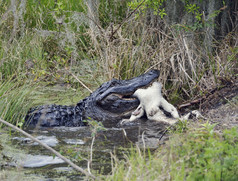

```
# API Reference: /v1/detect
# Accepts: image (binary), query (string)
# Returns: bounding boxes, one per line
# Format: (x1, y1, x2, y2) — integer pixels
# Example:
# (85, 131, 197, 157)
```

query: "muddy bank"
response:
(179, 79, 238, 130)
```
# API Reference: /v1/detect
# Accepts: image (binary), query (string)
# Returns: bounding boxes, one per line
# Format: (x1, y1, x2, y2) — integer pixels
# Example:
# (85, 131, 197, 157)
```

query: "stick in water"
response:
(0, 118, 96, 179)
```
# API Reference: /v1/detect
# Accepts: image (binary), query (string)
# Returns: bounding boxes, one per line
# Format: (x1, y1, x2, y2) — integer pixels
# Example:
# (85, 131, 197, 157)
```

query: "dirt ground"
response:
(181, 79, 238, 131)
(202, 93, 238, 131)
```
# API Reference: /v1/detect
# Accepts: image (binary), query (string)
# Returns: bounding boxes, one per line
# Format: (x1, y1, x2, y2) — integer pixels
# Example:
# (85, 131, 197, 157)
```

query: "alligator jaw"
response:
(96, 70, 160, 113)
(96, 69, 160, 102)
(82, 69, 160, 124)
(98, 81, 158, 115)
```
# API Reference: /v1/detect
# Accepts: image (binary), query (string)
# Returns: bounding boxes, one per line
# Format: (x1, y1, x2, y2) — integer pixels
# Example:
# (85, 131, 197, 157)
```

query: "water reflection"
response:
(10, 119, 170, 179)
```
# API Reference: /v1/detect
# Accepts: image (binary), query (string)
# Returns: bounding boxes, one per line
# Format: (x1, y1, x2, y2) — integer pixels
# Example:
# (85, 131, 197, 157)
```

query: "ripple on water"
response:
(10, 154, 65, 168)
(63, 138, 85, 145)
(12, 135, 59, 147)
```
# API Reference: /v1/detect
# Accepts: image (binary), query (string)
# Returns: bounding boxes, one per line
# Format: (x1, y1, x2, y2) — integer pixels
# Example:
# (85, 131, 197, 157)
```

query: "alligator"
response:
(24, 69, 160, 128)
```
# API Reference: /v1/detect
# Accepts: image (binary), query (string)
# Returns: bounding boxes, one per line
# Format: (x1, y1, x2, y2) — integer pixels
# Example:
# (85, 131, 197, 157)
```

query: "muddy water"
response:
(1, 120, 168, 180)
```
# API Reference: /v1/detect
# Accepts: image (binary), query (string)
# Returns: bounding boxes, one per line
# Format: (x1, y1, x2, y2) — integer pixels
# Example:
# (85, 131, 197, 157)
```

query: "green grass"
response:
(0, 1, 237, 179)
(0, 79, 89, 126)
(0, 79, 35, 127)
(106, 124, 238, 181)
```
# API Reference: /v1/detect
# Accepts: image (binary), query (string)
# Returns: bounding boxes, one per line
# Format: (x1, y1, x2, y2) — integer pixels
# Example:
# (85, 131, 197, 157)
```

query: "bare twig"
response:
(178, 98, 203, 110)
(109, 0, 146, 41)
(0, 118, 96, 179)
(121, 128, 133, 143)
(158, 124, 175, 141)
(141, 131, 146, 154)
(88, 136, 95, 174)
(71, 73, 93, 93)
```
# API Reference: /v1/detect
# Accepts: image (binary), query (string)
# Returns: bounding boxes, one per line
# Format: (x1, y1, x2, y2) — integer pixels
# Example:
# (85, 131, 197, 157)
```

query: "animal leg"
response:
(120, 104, 144, 125)
(129, 104, 144, 121)
(182, 110, 206, 120)
(160, 98, 180, 119)
(147, 106, 161, 117)
(147, 106, 178, 124)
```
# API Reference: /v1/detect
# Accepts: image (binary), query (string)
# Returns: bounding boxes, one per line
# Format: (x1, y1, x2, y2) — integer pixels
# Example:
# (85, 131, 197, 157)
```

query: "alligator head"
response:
(25, 69, 160, 128)
(78, 69, 160, 126)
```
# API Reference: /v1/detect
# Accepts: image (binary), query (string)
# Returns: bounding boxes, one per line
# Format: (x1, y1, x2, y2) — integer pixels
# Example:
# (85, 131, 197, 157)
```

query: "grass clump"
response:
(107, 124, 238, 181)
(0, 79, 36, 127)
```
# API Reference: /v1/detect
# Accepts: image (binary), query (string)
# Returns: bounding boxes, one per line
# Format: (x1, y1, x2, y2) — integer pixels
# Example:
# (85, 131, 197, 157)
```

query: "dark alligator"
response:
(25, 70, 160, 128)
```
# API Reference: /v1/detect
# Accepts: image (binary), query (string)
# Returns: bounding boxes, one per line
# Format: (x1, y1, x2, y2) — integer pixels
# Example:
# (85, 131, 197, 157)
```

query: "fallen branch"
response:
(0, 118, 96, 179)
(70, 73, 93, 93)
(178, 98, 203, 110)
(158, 124, 173, 141)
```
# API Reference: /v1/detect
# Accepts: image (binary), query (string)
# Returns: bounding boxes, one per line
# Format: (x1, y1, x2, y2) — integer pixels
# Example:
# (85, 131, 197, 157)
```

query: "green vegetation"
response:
(107, 123, 238, 181)
(128, 0, 223, 31)
(0, 0, 237, 180)
(128, 0, 167, 18)
(0, 130, 43, 181)
(0, 80, 34, 127)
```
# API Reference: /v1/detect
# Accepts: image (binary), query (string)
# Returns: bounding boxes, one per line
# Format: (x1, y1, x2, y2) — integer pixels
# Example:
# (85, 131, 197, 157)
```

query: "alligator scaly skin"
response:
(24, 104, 86, 127)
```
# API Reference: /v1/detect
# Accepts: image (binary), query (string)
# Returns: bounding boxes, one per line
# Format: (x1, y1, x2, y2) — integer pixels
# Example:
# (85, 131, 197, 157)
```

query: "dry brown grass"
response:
(0, 0, 236, 103)
(87, 11, 237, 101)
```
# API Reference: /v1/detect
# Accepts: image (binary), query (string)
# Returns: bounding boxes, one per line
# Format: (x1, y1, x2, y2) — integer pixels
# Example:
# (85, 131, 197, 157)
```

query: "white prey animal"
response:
(122, 82, 203, 125)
